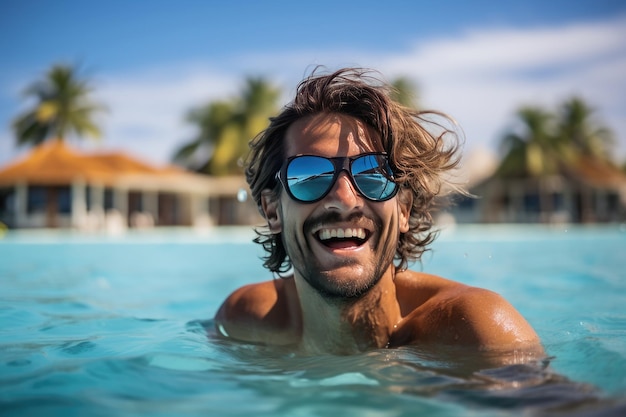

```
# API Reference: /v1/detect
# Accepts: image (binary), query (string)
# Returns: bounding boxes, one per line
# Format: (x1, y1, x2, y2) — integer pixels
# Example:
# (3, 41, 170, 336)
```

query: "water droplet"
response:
(217, 324, 230, 337)
(237, 188, 248, 203)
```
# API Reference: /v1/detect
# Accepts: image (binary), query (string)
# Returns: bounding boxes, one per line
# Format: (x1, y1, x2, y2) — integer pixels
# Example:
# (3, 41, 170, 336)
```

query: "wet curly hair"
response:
(245, 67, 463, 274)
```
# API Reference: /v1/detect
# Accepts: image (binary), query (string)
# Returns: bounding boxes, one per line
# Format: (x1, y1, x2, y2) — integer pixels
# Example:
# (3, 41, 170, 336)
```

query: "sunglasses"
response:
(276, 153, 399, 203)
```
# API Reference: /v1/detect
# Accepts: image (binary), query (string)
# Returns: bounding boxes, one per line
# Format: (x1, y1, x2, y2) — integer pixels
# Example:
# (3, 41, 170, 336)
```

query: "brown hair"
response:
(246, 67, 463, 274)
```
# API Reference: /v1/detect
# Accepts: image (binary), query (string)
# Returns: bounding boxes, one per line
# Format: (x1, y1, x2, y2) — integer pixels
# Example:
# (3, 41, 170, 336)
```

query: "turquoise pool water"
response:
(1, 225, 625, 416)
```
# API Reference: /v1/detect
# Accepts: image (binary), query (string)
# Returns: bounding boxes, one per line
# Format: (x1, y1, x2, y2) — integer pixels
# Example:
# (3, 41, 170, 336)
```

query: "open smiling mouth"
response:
(316, 228, 370, 250)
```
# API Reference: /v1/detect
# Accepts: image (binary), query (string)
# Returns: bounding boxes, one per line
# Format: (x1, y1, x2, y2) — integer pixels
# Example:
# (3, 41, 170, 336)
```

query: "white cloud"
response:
(376, 16, 626, 160)
(384, 16, 626, 77)
(79, 66, 242, 165)
(2, 16, 624, 168)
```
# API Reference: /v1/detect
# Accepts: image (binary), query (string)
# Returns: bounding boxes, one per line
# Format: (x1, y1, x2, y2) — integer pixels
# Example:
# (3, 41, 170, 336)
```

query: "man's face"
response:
(263, 113, 411, 299)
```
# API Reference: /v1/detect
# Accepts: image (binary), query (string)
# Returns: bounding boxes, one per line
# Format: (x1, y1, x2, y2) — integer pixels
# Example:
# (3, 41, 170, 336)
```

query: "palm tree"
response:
(490, 98, 620, 223)
(495, 106, 561, 222)
(496, 107, 559, 178)
(390, 77, 419, 109)
(174, 77, 280, 176)
(172, 100, 235, 170)
(557, 97, 614, 162)
(556, 97, 617, 223)
(210, 77, 280, 175)
(12, 64, 105, 147)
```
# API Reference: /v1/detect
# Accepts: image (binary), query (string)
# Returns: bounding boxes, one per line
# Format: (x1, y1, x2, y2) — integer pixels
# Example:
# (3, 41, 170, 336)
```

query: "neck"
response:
(295, 266, 401, 355)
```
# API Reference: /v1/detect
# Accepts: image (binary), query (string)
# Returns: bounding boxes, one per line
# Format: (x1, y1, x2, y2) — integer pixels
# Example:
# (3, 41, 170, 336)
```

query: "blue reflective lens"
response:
(351, 154, 398, 201)
(286, 156, 335, 201)
(281, 153, 398, 203)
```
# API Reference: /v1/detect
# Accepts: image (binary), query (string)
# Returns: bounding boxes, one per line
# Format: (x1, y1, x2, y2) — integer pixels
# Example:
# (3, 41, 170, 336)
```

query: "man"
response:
(215, 68, 542, 360)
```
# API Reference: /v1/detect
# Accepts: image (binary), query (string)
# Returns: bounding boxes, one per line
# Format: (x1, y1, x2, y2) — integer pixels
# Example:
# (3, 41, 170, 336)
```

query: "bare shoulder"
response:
(393, 270, 542, 352)
(393, 270, 468, 313)
(215, 277, 300, 345)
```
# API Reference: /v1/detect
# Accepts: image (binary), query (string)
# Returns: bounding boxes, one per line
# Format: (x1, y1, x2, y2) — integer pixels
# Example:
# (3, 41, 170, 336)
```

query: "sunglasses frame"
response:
(276, 152, 399, 203)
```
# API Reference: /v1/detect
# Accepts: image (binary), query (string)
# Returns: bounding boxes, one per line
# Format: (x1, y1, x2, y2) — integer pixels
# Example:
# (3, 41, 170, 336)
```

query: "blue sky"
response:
(1, 0, 625, 171)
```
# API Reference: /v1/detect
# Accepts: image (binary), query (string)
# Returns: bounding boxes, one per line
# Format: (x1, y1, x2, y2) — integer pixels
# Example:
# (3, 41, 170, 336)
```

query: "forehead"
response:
(284, 113, 382, 157)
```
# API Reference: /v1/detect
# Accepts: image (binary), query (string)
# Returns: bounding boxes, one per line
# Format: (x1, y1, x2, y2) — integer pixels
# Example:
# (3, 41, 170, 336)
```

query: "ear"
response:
(397, 187, 412, 233)
(261, 189, 282, 234)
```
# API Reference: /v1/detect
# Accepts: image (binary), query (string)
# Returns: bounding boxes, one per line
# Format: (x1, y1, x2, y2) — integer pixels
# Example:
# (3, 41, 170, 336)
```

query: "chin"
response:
(305, 267, 380, 300)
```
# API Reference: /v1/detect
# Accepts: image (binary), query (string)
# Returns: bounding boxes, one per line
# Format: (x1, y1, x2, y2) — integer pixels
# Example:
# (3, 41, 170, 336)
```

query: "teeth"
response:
(318, 228, 366, 241)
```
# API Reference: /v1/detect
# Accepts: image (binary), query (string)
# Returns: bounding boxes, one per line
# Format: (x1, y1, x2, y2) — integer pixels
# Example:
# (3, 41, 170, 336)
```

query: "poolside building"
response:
(449, 155, 626, 224)
(0, 140, 261, 230)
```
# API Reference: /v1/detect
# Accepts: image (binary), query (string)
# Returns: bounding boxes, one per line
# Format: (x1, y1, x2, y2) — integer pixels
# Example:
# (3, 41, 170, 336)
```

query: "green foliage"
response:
(497, 107, 557, 178)
(12, 64, 106, 146)
(390, 77, 419, 109)
(173, 77, 280, 176)
(496, 97, 615, 179)
(556, 97, 614, 161)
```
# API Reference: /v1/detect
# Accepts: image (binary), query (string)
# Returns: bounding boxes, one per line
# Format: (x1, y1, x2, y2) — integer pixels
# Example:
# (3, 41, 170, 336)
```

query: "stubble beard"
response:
(287, 214, 398, 301)
(296, 256, 390, 300)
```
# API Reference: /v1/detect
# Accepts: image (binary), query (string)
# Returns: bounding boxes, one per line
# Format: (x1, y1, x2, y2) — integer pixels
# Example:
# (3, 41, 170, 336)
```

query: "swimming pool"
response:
(1, 225, 625, 416)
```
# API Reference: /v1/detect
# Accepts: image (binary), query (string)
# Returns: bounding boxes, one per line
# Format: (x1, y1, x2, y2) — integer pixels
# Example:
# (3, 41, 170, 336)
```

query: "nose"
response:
(323, 171, 363, 211)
